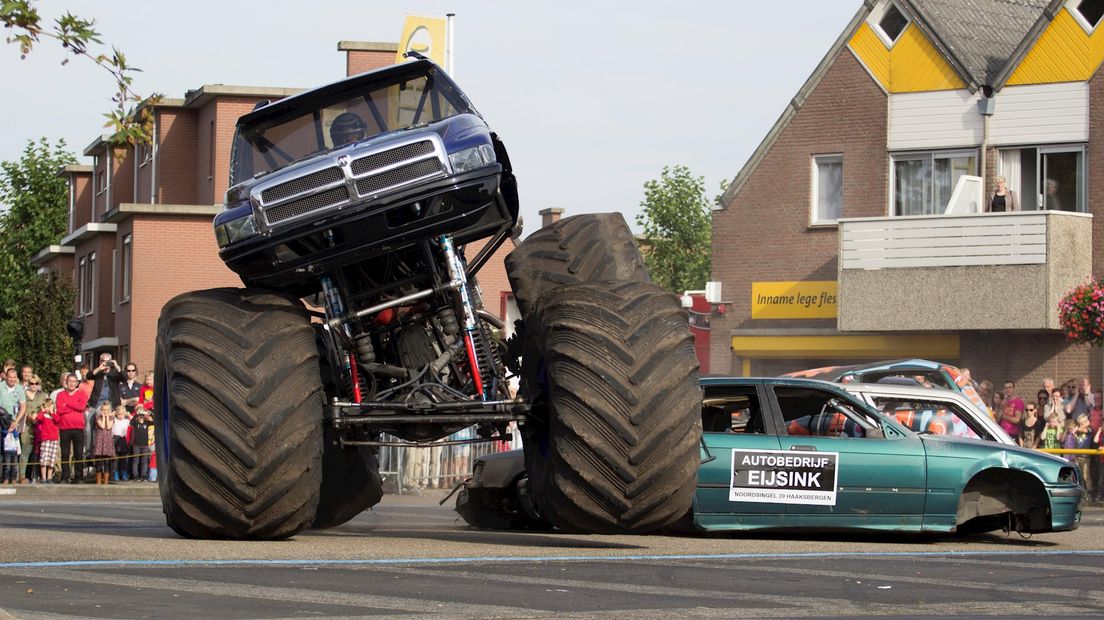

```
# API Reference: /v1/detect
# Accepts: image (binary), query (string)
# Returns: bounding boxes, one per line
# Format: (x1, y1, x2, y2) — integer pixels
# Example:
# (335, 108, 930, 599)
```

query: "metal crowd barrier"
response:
(376, 425, 523, 495)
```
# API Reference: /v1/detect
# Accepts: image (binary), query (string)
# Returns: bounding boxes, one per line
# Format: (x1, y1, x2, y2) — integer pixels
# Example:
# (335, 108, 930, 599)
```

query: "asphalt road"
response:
(0, 493, 1101, 618)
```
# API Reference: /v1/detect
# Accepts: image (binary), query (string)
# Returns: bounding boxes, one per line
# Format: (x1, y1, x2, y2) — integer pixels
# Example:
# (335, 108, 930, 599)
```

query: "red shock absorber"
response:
(348, 352, 362, 403)
(463, 331, 485, 398)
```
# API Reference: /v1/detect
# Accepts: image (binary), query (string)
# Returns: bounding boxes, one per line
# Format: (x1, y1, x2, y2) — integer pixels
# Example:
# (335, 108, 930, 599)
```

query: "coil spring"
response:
(470, 320, 504, 396)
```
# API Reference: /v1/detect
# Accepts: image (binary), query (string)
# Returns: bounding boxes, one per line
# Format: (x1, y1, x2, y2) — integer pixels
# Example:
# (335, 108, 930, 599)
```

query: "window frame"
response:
(810, 154, 844, 226)
(87, 252, 96, 316)
(1070, 0, 1104, 33)
(997, 143, 1086, 212)
(120, 234, 132, 304)
(889, 148, 978, 216)
(78, 256, 89, 317)
(871, 0, 910, 47)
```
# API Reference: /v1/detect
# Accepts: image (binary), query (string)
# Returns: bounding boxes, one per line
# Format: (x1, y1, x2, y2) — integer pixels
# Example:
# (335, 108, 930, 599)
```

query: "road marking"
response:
(2, 549, 1103, 569)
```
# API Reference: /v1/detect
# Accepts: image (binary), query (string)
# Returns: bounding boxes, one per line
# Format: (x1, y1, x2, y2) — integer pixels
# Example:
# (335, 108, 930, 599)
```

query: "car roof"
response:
(784, 359, 946, 380)
(841, 382, 964, 400)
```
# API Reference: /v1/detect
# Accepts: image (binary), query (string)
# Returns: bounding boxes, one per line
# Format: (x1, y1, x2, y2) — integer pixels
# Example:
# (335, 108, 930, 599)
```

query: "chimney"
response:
(539, 207, 564, 229)
(338, 41, 400, 77)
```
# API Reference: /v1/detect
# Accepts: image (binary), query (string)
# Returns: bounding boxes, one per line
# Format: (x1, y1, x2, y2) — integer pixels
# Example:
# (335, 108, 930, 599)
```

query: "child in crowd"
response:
(1068, 414, 1094, 497)
(35, 400, 59, 483)
(1, 411, 18, 484)
(1041, 412, 1063, 450)
(91, 402, 115, 484)
(129, 408, 154, 481)
(112, 405, 131, 481)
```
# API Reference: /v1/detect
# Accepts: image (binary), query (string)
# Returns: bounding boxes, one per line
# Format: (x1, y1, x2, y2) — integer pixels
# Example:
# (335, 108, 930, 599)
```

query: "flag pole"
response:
(446, 12, 455, 75)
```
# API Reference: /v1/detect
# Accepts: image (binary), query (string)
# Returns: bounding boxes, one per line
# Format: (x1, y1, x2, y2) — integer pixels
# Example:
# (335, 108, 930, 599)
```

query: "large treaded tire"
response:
(505, 213, 649, 317)
(521, 281, 701, 534)
(155, 288, 322, 540)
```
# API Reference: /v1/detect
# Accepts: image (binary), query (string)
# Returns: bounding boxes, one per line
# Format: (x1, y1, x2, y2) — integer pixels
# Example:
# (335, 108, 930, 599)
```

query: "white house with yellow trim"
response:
(712, 0, 1104, 388)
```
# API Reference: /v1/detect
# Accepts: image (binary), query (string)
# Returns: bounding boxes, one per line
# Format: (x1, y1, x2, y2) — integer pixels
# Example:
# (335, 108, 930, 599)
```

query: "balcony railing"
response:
(837, 211, 1092, 331)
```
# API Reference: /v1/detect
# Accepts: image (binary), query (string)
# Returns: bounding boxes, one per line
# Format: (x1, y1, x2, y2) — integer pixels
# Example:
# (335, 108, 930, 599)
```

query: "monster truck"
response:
(154, 56, 701, 539)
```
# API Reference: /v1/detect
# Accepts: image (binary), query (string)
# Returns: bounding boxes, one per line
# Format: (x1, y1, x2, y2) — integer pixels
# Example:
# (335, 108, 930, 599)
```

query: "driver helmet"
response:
(330, 112, 367, 146)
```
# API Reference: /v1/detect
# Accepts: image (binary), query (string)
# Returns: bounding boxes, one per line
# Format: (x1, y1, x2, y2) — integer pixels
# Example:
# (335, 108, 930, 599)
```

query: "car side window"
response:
(702, 388, 765, 434)
(775, 386, 881, 439)
(872, 397, 983, 440)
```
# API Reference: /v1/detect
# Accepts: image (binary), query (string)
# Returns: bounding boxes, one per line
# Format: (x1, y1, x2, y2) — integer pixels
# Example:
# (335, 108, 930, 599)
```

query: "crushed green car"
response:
(457, 377, 1083, 535)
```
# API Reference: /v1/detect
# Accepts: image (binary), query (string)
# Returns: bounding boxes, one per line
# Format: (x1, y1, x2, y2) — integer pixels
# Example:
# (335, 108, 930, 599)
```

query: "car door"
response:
(694, 381, 786, 529)
(767, 382, 928, 528)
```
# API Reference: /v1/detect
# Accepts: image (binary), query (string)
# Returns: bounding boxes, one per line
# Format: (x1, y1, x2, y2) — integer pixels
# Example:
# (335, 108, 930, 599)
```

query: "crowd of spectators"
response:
(976, 375, 1104, 503)
(0, 353, 156, 485)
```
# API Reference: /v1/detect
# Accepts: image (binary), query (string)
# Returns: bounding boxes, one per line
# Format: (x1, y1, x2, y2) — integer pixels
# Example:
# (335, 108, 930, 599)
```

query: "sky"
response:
(0, 0, 860, 232)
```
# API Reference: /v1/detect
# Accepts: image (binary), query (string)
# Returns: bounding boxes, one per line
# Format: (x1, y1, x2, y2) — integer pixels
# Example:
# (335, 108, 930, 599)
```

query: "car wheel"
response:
(155, 288, 322, 540)
(521, 280, 701, 534)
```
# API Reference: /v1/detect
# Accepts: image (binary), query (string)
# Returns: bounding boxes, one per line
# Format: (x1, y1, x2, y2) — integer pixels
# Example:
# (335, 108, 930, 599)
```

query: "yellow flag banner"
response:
(396, 15, 448, 66)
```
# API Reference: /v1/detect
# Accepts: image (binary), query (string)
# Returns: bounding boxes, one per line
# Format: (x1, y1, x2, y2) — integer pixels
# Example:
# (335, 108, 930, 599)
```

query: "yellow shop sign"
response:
(751, 281, 838, 319)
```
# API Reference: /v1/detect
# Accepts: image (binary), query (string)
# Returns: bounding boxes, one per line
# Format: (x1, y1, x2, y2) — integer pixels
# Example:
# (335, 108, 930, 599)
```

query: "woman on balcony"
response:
(986, 176, 1018, 212)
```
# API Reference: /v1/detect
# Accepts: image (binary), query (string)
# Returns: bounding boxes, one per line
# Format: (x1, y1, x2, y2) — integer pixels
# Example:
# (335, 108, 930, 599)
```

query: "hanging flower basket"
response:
(1059, 279, 1104, 347)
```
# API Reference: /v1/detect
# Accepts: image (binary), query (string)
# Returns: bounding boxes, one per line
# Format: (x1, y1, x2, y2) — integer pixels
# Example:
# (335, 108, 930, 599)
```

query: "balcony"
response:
(837, 211, 1092, 332)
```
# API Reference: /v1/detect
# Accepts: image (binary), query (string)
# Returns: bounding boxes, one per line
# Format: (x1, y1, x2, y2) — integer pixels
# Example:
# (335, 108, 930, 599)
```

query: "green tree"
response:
(635, 165, 713, 293)
(0, 138, 76, 322)
(6, 273, 75, 391)
(2, 1, 159, 146)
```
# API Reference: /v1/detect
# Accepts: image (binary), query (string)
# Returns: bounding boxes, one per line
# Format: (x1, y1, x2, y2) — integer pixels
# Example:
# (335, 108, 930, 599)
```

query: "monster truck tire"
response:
(311, 427, 383, 529)
(522, 281, 701, 534)
(155, 288, 322, 540)
(505, 213, 649, 317)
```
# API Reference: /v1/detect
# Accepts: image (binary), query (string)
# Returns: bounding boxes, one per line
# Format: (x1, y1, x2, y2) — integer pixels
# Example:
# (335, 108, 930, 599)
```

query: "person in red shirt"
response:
(34, 399, 60, 483)
(55, 373, 90, 483)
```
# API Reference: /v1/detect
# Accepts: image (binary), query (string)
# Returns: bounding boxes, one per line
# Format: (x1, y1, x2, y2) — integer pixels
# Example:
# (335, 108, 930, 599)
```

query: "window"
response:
(892, 150, 977, 216)
(702, 388, 765, 434)
(870, 397, 985, 440)
(111, 249, 117, 313)
(95, 157, 106, 194)
(78, 257, 88, 316)
(208, 120, 216, 178)
(774, 387, 881, 439)
(121, 234, 132, 302)
(998, 146, 1084, 212)
(137, 143, 152, 167)
(811, 155, 843, 224)
(876, 2, 909, 43)
(78, 252, 96, 316)
(1075, 0, 1104, 31)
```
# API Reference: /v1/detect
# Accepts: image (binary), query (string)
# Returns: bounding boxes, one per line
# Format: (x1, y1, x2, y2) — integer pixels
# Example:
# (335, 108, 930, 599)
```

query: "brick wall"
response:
(110, 146, 135, 211)
(347, 50, 396, 77)
(73, 234, 118, 346)
(709, 50, 889, 373)
(71, 173, 93, 231)
(156, 108, 198, 205)
(126, 215, 243, 373)
(466, 236, 516, 320)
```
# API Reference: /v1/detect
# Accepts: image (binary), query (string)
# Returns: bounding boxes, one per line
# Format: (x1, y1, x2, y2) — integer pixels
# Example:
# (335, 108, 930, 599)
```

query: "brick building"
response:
(712, 0, 1104, 390)
(35, 41, 516, 373)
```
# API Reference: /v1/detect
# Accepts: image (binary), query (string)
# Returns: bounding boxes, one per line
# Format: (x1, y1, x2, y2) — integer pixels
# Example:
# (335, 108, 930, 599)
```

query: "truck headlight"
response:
(448, 144, 496, 173)
(215, 214, 258, 248)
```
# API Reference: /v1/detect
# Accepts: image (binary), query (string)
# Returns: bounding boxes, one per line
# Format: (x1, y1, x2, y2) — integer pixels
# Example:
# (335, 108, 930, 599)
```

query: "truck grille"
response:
(356, 158, 443, 196)
(255, 139, 445, 228)
(260, 167, 344, 204)
(351, 141, 435, 176)
(264, 186, 350, 225)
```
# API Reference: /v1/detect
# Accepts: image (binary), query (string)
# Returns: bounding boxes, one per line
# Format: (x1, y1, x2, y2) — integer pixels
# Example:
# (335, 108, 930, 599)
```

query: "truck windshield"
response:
(230, 71, 470, 185)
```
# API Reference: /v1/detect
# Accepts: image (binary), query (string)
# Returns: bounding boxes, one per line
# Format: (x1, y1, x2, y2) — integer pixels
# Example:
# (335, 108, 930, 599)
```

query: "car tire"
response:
(521, 280, 702, 534)
(505, 213, 649, 317)
(155, 288, 322, 540)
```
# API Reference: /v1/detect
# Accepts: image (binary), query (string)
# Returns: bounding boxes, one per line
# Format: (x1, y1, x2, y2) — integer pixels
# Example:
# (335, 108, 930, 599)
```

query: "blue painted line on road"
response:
(3, 549, 1104, 569)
